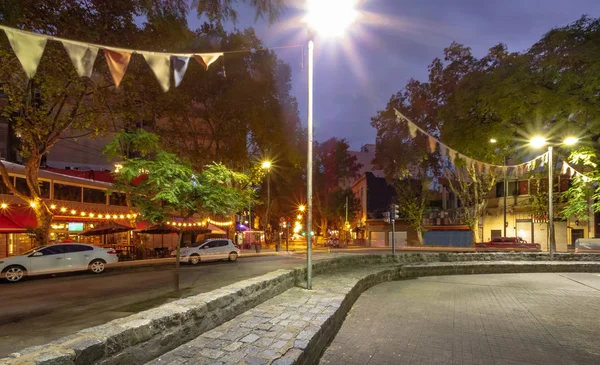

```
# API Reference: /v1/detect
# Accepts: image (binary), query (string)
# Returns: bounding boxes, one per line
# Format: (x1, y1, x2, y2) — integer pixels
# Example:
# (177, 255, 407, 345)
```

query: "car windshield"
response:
(21, 246, 45, 255)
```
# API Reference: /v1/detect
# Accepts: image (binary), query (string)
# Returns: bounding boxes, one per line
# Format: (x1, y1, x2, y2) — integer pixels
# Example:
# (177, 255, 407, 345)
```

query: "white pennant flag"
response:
(561, 163, 568, 175)
(3, 27, 47, 78)
(407, 121, 418, 138)
(143, 53, 171, 92)
(172, 56, 190, 87)
(62, 41, 98, 78)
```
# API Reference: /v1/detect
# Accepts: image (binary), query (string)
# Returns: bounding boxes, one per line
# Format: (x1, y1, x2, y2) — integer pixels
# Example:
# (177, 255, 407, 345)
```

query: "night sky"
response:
(189, 0, 600, 150)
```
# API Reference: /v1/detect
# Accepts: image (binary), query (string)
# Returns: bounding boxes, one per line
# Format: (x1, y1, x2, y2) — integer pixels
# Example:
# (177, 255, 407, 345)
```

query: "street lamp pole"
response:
(306, 39, 314, 290)
(503, 156, 507, 237)
(548, 145, 555, 259)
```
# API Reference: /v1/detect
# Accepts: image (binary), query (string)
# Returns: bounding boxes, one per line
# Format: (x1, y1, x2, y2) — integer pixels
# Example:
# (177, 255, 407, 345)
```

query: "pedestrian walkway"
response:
(145, 265, 397, 365)
(320, 273, 600, 365)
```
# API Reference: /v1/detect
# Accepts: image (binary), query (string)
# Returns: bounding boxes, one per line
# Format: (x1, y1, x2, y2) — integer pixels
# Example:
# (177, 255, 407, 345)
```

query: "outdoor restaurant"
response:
(0, 161, 232, 260)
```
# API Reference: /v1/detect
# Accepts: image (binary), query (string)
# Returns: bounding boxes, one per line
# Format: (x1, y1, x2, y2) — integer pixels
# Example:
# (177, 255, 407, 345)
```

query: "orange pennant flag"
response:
(104, 49, 131, 88)
(193, 53, 223, 70)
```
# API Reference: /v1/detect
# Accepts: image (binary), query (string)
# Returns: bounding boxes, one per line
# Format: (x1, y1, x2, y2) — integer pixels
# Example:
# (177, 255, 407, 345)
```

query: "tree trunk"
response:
(470, 217, 480, 246)
(174, 232, 182, 292)
(33, 204, 53, 246)
(416, 228, 424, 246)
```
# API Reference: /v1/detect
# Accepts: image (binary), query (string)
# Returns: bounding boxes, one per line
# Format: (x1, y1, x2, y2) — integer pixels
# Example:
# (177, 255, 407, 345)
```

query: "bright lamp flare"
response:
(305, 0, 358, 37)
(261, 161, 271, 169)
(489, 138, 497, 144)
(563, 137, 578, 146)
(299, 205, 306, 212)
(530, 136, 547, 148)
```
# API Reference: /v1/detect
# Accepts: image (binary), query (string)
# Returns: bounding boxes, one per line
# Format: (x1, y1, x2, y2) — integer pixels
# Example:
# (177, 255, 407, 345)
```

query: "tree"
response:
(444, 162, 497, 245)
(561, 147, 600, 221)
(106, 130, 254, 290)
(193, 0, 284, 24)
(0, 0, 192, 245)
(313, 138, 361, 233)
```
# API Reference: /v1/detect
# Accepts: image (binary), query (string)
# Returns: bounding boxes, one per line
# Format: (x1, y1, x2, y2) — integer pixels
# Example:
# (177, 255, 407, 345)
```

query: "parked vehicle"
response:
(1, 243, 118, 283)
(476, 237, 541, 250)
(171, 239, 240, 264)
(574, 238, 600, 253)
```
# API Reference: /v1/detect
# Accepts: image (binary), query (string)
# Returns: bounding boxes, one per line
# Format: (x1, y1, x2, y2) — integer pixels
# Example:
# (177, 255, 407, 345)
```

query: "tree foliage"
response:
(313, 138, 361, 232)
(106, 130, 254, 223)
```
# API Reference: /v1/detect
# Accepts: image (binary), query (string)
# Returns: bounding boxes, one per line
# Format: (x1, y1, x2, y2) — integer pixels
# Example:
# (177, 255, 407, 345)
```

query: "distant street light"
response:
(298, 205, 306, 212)
(303, 0, 358, 290)
(262, 161, 272, 238)
(529, 135, 578, 259)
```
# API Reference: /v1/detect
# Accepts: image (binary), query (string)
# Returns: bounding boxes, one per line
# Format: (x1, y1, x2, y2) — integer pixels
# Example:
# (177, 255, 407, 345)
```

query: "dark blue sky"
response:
(190, 0, 600, 150)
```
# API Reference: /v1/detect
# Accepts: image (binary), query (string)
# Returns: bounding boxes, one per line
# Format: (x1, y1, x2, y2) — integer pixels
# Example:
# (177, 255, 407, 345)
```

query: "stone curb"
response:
(2, 252, 600, 365)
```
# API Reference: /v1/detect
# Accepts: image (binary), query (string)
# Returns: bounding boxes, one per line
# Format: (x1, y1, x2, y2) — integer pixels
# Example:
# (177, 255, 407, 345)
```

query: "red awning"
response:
(0, 206, 37, 233)
(0, 214, 27, 233)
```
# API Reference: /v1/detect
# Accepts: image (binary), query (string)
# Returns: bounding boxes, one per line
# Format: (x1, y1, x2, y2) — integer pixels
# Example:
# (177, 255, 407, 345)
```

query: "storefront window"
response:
(0, 177, 11, 195)
(54, 183, 82, 202)
(110, 192, 127, 206)
(83, 188, 107, 204)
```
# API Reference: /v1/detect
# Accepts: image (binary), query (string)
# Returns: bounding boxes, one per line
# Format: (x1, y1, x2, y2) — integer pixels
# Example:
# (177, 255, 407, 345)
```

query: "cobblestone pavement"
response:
(146, 266, 396, 365)
(320, 273, 600, 365)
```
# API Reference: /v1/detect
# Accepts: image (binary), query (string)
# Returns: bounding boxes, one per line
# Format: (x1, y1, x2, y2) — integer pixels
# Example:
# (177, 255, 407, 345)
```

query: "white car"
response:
(172, 239, 240, 264)
(0, 243, 119, 283)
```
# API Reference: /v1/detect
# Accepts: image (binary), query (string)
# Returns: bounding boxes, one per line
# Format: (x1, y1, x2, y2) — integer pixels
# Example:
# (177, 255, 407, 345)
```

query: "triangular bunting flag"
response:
(448, 149, 457, 163)
(440, 146, 447, 159)
(143, 53, 170, 92)
(407, 121, 418, 138)
(193, 53, 223, 70)
(172, 56, 190, 87)
(540, 156, 545, 167)
(477, 161, 484, 174)
(3, 28, 47, 78)
(104, 49, 131, 88)
(561, 163, 568, 175)
(427, 136, 437, 153)
(62, 41, 98, 78)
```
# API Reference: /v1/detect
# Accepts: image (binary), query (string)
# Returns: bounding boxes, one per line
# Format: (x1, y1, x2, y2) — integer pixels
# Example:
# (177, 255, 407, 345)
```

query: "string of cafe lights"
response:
(0, 201, 233, 226)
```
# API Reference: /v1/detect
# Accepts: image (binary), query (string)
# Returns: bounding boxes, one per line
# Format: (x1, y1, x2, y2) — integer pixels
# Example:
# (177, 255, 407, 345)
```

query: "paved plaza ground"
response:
(320, 273, 600, 365)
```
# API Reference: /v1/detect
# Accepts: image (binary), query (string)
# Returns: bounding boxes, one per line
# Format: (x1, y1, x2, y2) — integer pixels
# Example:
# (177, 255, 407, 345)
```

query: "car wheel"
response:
(228, 252, 238, 262)
(89, 259, 106, 274)
(189, 254, 200, 265)
(2, 265, 27, 283)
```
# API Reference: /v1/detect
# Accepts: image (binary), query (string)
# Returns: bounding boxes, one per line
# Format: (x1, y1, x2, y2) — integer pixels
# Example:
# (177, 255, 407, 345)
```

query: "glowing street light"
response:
(530, 135, 578, 258)
(303, 0, 359, 290)
(304, 0, 358, 38)
(298, 205, 306, 212)
(563, 137, 578, 146)
(262, 161, 272, 240)
(530, 136, 547, 148)
(489, 138, 497, 144)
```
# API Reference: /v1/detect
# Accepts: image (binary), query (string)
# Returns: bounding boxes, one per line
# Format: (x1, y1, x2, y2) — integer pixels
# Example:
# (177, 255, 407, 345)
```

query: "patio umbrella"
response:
(80, 221, 134, 236)
(140, 224, 180, 235)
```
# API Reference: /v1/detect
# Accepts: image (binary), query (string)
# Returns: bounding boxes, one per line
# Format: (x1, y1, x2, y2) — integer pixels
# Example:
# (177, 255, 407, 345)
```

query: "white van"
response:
(574, 238, 600, 252)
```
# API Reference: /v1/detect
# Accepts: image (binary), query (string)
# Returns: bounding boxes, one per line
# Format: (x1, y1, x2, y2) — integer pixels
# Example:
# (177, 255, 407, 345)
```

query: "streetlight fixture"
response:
(262, 161, 272, 241)
(303, 0, 358, 290)
(298, 204, 306, 212)
(529, 135, 577, 259)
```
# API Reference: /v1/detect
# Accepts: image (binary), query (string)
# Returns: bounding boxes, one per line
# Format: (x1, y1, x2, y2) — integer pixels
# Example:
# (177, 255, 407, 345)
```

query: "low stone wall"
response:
(2, 269, 296, 365)
(3, 252, 600, 365)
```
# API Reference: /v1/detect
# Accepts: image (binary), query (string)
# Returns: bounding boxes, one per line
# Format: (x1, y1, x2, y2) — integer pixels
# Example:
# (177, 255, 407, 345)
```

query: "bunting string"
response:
(394, 109, 550, 177)
(0, 25, 302, 92)
(561, 161, 591, 182)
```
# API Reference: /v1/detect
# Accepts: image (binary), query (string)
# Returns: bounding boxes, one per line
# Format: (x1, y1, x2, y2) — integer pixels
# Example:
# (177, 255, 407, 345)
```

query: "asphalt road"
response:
(0, 251, 376, 357)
